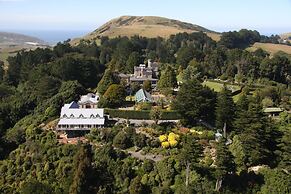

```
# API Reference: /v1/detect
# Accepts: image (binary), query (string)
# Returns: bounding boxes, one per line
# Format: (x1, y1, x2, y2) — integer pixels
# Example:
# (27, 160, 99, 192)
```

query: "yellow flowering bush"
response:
(169, 140, 178, 147)
(161, 141, 170, 148)
(159, 135, 168, 142)
(160, 132, 179, 148)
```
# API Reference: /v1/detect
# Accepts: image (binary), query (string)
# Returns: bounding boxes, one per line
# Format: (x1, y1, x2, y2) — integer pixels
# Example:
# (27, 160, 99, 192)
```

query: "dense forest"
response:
(0, 29, 290, 193)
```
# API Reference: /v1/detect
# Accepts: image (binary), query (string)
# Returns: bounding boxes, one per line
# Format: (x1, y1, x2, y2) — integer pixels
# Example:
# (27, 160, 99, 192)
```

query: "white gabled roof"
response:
(78, 93, 99, 104)
(58, 101, 105, 126)
(60, 107, 104, 118)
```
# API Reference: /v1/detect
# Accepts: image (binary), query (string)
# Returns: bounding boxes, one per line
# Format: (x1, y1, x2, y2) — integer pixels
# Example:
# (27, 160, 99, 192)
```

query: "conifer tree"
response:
(278, 129, 291, 172)
(97, 69, 118, 95)
(157, 66, 177, 90)
(174, 79, 217, 126)
(215, 86, 235, 130)
(179, 135, 203, 187)
(215, 138, 235, 191)
(235, 98, 271, 167)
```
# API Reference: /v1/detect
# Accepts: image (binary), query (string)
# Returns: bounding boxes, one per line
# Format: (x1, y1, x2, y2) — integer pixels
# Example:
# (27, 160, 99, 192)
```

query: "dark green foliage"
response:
(143, 80, 152, 92)
(214, 138, 235, 191)
(157, 65, 177, 90)
(97, 69, 119, 95)
(174, 79, 217, 126)
(70, 144, 92, 194)
(104, 108, 181, 120)
(260, 168, 291, 194)
(215, 87, 235, 130)
(20, 180, 54, 194)
(0, 131, 78, 193)
(215, 138, 235, 179)
(219, 29, 261, 49)
(126, 51, 142, 73)
(99, 84, 126, 108)
(234, 99, 274, 167)
(278, 128, 291, 172)
(50, 54, 104, 88)
(113, 131, 132, 149)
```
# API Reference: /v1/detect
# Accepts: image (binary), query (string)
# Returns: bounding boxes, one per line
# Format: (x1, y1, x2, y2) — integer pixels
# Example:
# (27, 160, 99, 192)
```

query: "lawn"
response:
(203, 80, 242, 102)
(203, 80, 241, 92)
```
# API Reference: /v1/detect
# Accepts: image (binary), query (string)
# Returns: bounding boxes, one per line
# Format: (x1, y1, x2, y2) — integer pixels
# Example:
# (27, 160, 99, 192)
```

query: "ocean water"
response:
(13, 30, 90, 45)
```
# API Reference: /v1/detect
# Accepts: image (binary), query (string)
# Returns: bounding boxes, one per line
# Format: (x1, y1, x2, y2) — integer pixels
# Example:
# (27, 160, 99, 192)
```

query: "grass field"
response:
(203, 80, 242, 102)
(84, 25, 221, 41)
(203, 81, 241, 92)
(247, 42, 291, 55)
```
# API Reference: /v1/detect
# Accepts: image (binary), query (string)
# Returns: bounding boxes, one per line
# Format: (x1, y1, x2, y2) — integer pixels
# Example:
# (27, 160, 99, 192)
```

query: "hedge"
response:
(104, 108, 181, 120)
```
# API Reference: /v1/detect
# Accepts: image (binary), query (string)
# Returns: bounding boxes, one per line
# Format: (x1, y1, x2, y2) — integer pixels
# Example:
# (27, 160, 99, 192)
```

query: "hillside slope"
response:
(0, 32, 46, 46)
(73, 16, 221, 44)
(280, 32, 291, 39)
(0, 32, 48, 68)
(248, 42, 291, 55)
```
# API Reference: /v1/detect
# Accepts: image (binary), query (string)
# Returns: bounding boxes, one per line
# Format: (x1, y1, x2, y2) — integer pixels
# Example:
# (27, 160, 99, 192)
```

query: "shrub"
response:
(169, 140, 178, 147)
(105, 108, 181, 120)
(161, 142, 170, 148)
(113, 131, 132, 149)
(159, 135, 168, 142)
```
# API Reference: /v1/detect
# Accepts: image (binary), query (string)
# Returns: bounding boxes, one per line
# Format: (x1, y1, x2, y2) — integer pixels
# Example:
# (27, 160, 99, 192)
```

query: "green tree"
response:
(20, 180, 54, 194)
(129, 176, 146, 194)
(125, 52, 142, 73)
(157, 65, 177, 90)
(150, 106, 162, 125)
(278, 129, 291, 172)
(70, 144, 92, 194)
(215, 138, 235, 191)
(97, 69, 119, 95)
(143, 80, 152, 92)
(260, 168, 291, 194)
(235, 100, 272, 167)
(174, 79, 216, 126)
(215, 86, 235, 130)
(176, 46, 195, 68)
(179, 135, 203, 187)
(113, 131, 132, 149)
(229, 135, 246, 173)
(99, 84, 126, 108)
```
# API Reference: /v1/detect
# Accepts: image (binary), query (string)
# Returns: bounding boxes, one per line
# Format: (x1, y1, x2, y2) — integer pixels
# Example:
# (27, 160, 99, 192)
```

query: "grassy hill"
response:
(247, 42, 291, 55)
(72, 16, 221, 44)
(0, 32, 48, 68)
(280, 32, 291, 39)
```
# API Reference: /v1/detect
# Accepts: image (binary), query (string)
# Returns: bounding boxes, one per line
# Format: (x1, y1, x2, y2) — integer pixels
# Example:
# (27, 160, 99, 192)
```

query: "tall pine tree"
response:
(179, 135, 203, 187)
(157, 65, 177, 90)
(235, 98, 271, 167)
(97, 69, 118, 95)
(215, 86, 235, 130)
(215, 138, 235, 191)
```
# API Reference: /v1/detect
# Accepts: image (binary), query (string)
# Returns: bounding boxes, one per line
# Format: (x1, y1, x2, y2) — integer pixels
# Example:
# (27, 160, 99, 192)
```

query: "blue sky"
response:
(0, 0, 291, 35)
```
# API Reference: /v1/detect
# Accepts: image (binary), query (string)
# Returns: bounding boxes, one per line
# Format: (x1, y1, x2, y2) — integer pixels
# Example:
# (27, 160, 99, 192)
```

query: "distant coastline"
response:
(4, 30, 89, 45)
